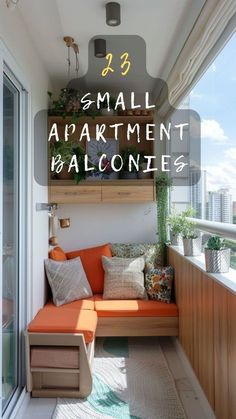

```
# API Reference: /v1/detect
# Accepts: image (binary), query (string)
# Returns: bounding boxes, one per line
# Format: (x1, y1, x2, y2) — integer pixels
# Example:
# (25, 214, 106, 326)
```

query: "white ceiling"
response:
(18, 0, 205, 92)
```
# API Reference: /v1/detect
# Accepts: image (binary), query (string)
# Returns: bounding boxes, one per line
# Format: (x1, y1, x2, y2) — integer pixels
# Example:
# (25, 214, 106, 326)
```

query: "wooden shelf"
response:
(48, 115, 154, 125)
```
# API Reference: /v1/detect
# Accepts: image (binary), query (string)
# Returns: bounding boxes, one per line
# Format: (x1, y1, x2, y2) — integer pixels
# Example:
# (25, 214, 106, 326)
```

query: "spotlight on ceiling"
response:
(94, 38, 106, 58)
(106, 2, 121, 26)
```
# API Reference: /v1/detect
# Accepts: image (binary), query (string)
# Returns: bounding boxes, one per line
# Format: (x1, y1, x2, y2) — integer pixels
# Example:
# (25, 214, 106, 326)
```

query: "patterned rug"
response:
(52, 337, 186, 419)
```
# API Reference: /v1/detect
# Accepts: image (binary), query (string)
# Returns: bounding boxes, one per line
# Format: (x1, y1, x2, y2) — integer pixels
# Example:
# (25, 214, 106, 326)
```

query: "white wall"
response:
(56, 203, 157, 251)
(0, 2, 51, 317)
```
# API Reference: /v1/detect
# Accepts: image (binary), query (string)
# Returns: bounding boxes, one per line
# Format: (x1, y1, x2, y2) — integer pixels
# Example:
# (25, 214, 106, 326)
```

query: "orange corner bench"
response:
(25, 243, 179, 398)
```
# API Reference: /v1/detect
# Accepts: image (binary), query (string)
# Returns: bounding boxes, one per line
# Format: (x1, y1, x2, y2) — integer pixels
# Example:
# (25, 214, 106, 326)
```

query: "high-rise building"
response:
(190, 169, 207, 219)
(208, 189, 232, 223)
(233, 201, 236, 216)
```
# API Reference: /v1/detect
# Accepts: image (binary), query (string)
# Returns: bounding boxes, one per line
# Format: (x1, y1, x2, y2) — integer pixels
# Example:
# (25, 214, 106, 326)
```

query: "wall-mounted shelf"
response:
(49, 179, 155, 204)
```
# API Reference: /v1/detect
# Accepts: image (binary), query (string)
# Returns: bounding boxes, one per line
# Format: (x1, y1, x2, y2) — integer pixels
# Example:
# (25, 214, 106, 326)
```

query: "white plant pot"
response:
(205, 248, 230, 273)
(170, 232, 181, 246)
(100, 109, 115, 116)
(183, 236, 202, 256)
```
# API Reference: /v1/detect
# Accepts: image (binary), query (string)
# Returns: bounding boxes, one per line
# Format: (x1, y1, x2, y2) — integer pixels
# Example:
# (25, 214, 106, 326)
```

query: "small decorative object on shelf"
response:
(205, 236, 230, 273)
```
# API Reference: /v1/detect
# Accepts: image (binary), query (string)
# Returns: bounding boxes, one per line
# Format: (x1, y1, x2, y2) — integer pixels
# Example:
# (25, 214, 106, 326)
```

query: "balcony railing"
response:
(187, 217, 236, 240)
(187, 217, 236, 270)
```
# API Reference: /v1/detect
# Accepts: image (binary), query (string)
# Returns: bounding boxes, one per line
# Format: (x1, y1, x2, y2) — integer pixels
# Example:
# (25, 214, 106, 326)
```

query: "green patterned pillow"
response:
(145, 266, 174, 303)
(110, 243, 162, 271)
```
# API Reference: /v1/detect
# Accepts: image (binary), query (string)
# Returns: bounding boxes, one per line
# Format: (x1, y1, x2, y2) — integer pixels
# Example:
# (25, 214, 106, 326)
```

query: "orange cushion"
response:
(45, 298, 94, 311)
(49, 246, 67, 261)
(94, 294, 178, 317)
(28, 308, 97, 343)
(66, 244, 112, 294)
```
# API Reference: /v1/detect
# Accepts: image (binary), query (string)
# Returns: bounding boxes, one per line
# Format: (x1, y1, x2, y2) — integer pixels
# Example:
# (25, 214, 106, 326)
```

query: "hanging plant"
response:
(155, 173, 173, 265)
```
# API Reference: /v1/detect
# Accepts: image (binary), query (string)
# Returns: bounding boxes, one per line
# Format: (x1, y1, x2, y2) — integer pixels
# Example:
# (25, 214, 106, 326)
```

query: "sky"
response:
(189, 31, 236, 200)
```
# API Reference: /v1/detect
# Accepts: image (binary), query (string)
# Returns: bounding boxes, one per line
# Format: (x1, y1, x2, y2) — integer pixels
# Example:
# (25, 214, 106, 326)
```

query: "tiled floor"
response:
(21, 337, 213, 419)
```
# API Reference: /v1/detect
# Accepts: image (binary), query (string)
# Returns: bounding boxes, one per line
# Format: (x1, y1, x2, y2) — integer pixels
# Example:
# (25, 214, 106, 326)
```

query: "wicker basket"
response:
(205, 248, 230, 273)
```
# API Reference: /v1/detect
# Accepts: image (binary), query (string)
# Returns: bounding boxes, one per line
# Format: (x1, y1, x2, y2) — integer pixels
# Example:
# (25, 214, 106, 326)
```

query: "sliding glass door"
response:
(0, 60, 28, 417)
(2, 74, 20, 413)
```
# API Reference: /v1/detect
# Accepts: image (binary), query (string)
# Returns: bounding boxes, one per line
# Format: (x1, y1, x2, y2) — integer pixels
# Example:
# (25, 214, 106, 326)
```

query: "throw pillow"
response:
(110, 243, 162, 271)
(44, 257, 93, 307)
(49, 246, 67, 261)
(145, 266, 174, 303)
(66, 243, 112, 294)
(102, 256, 146, 300)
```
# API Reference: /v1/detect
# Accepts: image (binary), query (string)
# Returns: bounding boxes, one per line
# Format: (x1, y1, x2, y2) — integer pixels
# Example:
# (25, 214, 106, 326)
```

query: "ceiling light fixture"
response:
(106, 2, 121, 26)
(6, 0, 19, 10)
(94, 38, 106, 58)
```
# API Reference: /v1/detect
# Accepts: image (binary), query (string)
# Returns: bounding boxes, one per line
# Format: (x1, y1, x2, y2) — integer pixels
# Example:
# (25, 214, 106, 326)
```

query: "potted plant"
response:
(180, 208, 201, 256)
(72, 144, 87, 184)
(48, 89, 98, 121)
(137, 152, 151, 179)
(49, 140, 75, 180)
(167, 207, 183, 246)
(100, 96, 117, 116)
(120, 146, 139, 179)
(205, 236, 230, 273)
(155, 173, 173, 265)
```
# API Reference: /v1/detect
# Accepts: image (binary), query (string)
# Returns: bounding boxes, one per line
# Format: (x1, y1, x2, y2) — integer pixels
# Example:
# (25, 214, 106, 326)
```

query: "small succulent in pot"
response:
(205, 236, 230, 273)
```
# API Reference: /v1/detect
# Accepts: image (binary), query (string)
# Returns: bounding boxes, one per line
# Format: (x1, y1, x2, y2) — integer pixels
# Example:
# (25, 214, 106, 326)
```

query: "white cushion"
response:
(102, 256, 146, 299)
(45, 257, 93, 306)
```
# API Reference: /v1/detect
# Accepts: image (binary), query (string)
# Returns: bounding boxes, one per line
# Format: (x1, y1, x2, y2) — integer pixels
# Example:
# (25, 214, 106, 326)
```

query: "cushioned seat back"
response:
(110, 243, 162, 270)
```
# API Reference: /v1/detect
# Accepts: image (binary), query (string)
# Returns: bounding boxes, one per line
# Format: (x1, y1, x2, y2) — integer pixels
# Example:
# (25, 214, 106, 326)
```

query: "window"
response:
(181, 32, 236, 223)
(170, 32, 236, 270)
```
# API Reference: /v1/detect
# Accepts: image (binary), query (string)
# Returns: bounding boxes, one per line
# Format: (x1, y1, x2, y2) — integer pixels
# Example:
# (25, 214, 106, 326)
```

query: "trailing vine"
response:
(155, 173, 173, 265)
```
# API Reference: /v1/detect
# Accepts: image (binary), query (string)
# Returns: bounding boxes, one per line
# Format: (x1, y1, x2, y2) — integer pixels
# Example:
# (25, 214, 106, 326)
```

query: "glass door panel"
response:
(2, 74, 19, 412)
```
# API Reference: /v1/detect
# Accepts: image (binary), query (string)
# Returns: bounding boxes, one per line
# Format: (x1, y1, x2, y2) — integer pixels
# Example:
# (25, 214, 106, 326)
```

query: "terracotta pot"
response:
(59, 218, 70, 229)
(57, 166, 74, 180)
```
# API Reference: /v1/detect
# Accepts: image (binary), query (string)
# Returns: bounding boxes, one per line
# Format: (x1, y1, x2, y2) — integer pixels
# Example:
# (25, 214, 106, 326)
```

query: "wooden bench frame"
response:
(25, 316, 178, 398)
(96, 316, 179, 337)
(25, 332, 94, 398)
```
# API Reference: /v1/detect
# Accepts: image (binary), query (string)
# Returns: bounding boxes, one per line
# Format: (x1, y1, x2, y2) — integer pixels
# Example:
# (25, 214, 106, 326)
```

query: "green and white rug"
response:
(52, 337, 186, 419)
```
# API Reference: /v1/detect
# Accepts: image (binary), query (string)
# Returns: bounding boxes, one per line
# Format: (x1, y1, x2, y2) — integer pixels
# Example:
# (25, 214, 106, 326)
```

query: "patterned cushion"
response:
(102, 256, 146, 300)
(145, 266, 174, 303)
(44, 257, 93, 306)
(110, 243, 162, 270)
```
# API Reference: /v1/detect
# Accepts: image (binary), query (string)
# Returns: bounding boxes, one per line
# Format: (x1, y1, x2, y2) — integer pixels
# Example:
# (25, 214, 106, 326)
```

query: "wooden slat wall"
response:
(168, 247, 236, 419)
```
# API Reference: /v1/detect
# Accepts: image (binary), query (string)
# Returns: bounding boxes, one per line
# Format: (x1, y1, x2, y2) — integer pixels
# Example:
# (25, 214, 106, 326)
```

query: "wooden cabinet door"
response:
(102, 184, 154, 203)
(49, 185, 102, 203)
